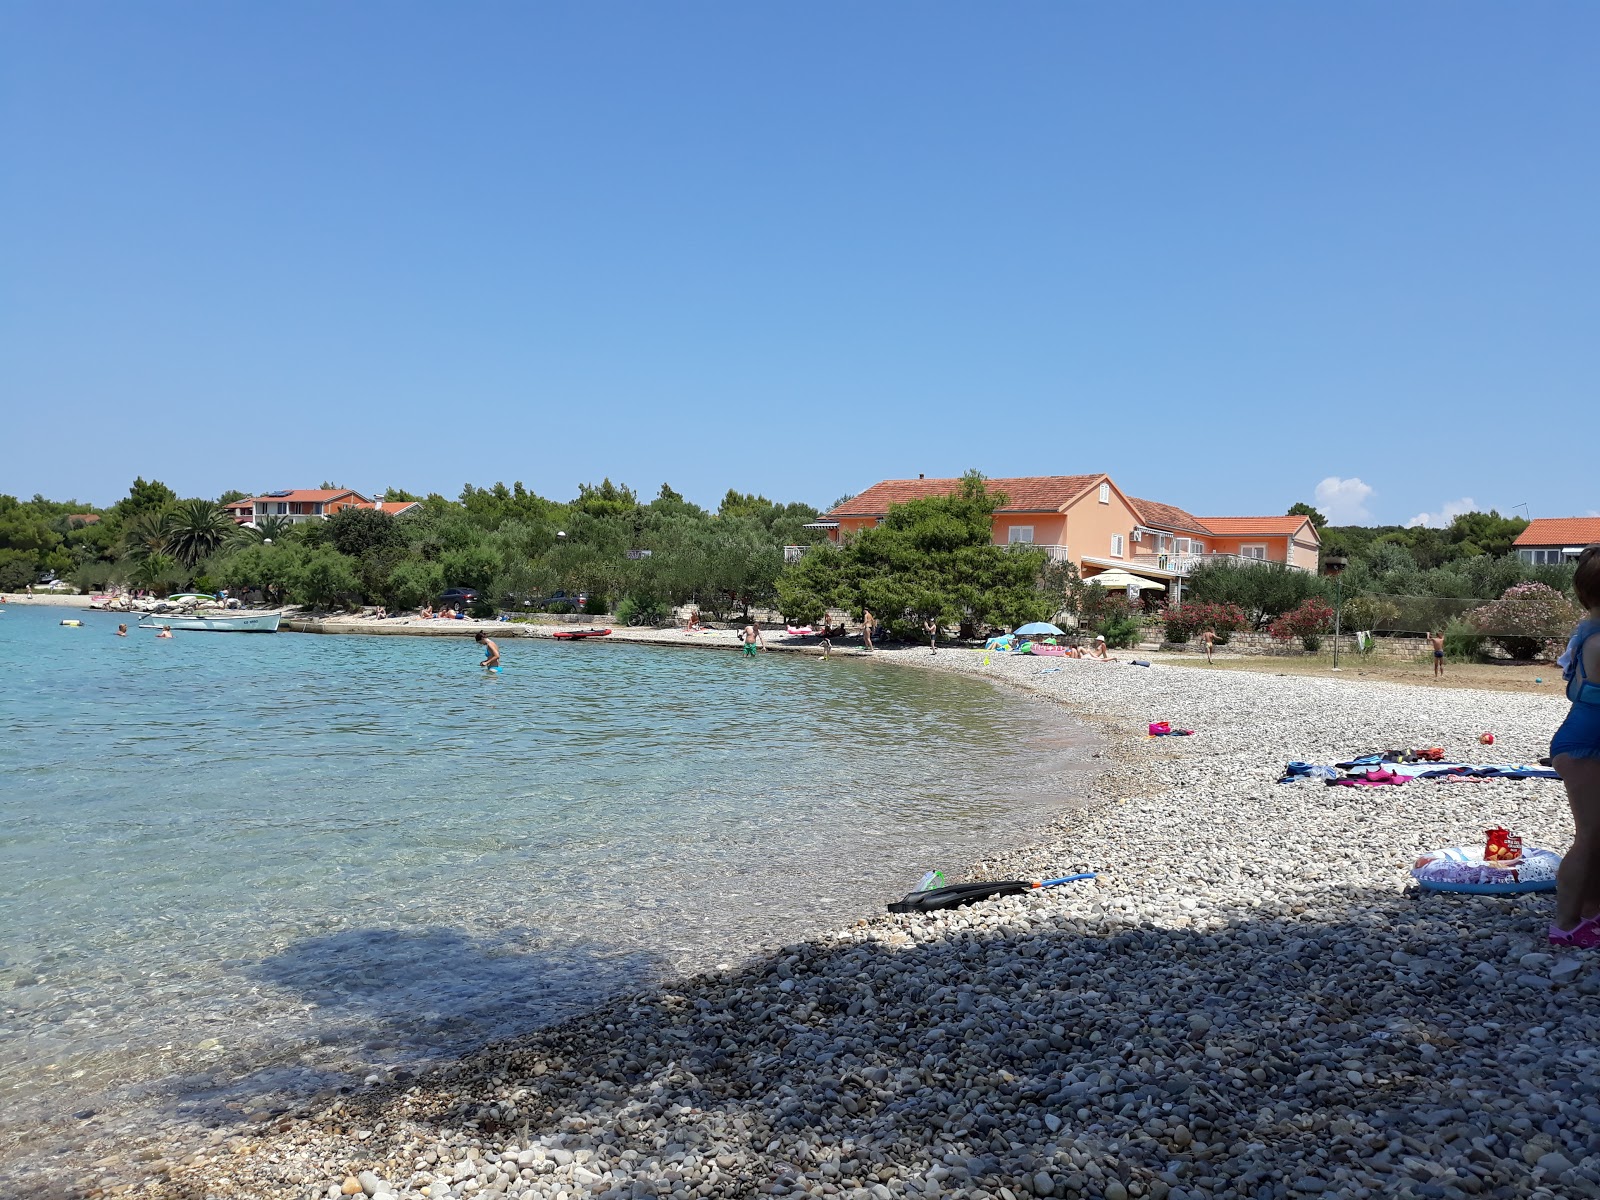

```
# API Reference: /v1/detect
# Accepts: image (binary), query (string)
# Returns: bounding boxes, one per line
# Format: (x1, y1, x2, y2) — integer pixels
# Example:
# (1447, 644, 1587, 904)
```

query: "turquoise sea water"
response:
(0, 605, 1088, 1168)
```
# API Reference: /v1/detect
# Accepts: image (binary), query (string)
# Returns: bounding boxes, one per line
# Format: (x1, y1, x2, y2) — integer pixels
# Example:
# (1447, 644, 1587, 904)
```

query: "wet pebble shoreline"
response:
(75, 652, 1600, 1198)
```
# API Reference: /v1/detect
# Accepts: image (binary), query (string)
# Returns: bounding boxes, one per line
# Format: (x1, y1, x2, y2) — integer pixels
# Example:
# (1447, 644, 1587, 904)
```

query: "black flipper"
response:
(887, 880, 1031, 913)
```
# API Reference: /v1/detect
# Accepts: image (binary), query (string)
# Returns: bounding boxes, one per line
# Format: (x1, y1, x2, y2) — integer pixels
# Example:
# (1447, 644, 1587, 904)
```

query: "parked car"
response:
(437, 588, 479, 607)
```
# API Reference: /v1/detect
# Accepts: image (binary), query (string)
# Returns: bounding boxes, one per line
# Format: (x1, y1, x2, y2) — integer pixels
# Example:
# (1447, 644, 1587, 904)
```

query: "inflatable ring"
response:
(1411, 845, 1560, 894)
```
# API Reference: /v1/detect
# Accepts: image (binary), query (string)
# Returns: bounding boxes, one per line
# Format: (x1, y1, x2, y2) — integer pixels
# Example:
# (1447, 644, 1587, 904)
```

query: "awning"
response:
(803, 520, 840, 530)
(1087, 570, 1166, 591)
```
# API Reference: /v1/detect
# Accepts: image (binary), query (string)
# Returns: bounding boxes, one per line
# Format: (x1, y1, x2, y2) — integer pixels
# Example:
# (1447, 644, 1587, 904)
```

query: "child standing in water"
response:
(1550, 547, 1600, 946)
(476, 630, 501, 672)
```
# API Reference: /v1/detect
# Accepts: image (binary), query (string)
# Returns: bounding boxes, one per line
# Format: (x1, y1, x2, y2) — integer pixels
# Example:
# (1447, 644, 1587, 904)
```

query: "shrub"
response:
(468, 596, 498, 619)
(1465, 582, 1581, 660)
(583, 592, 609, 615)
(1097, 612, 1143, 648)
(616, 594, 671, 626)
(1443, 620, 1485, 661)
(1269, 597, 1334, 651)
(1163, 601, 1246, 644)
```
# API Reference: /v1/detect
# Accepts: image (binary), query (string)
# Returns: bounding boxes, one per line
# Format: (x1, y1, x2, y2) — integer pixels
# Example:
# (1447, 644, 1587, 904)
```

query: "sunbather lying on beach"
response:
(420, 606, 435, 619)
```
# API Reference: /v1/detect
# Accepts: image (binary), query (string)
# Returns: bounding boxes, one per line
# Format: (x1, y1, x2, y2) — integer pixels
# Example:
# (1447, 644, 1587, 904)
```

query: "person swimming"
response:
(156, 625, 173, 639)
(116, 624, 128, 637)
(476, 630, 501, 672)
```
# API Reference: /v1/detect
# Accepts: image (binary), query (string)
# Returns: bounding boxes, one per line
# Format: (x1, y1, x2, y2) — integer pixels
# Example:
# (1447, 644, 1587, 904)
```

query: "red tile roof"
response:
(238, 489, 370, 505)
(1128, 497, 1211, 536)
(1515, 518, 1600, 547)
(1198, 516, 1318, 539)
(829, 475, 1102, 516)
(377, 501, 420, 515)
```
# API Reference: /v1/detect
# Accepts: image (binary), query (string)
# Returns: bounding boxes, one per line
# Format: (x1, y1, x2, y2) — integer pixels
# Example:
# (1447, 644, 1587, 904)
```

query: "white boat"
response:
(137, 611, 282, 633)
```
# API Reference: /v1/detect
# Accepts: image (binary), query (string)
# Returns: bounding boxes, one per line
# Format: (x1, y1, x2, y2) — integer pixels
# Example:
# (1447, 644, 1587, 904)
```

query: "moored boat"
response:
(136, 611, 282, 633)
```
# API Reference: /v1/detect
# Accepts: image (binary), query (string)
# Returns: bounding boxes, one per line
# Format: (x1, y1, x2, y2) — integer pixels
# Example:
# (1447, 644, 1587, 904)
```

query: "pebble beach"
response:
(55, 645, 1600, 1200)
(109, 649, 1600, 1200)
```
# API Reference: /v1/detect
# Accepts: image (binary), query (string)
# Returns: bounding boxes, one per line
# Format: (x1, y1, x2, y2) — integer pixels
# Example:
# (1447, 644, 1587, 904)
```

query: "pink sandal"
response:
(1549, 915, 1600, 948)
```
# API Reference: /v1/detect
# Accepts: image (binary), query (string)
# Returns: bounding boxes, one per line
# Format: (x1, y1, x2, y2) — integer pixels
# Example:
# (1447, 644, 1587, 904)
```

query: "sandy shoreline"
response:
(15, 618, 1600, 1199)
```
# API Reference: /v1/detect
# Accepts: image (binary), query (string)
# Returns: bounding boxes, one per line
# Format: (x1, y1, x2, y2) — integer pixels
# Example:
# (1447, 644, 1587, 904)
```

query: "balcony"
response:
(1004, 543, 1072, 562)
(1130, 552, 1280, 576)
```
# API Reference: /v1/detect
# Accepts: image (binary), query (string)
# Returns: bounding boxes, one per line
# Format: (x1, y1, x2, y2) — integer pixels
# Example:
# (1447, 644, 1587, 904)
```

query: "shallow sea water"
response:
(0, 605, 1090, 1173)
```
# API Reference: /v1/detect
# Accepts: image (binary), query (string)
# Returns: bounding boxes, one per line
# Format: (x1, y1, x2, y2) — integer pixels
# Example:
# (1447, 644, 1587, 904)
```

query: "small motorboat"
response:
(136, 611, 281, 633)
(550, 627, 612, 640)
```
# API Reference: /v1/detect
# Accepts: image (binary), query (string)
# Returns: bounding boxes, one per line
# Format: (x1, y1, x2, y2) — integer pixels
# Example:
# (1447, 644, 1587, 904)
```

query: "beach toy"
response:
(1536, 678, 1544, 684)
(1479, 732, 1495, 745)
(1411, 844, 1559, 894)
(60, 619, 81, 626)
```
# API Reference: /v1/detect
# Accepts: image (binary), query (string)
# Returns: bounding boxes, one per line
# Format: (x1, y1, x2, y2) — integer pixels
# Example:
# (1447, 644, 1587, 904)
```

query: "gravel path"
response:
(123, 652, 1600, 1200)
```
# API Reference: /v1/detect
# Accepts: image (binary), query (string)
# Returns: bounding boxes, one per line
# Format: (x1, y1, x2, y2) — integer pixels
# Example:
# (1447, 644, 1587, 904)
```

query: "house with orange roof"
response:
(1514, 518, 1600, 566)
(225, 489, 373, 525)
(224, 491, 422, 525)
(814, 473, 1319, 600)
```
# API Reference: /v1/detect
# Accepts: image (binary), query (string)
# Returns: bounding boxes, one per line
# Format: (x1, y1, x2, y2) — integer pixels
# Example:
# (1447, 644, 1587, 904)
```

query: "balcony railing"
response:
(1004, 543, 1071, 562)
(1130, 552, 1281, 575)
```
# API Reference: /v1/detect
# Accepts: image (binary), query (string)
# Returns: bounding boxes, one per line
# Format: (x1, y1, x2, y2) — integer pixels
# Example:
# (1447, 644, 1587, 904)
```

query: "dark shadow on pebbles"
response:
(147, 885, 1600, 1200)
(0, 928, 667, 1198)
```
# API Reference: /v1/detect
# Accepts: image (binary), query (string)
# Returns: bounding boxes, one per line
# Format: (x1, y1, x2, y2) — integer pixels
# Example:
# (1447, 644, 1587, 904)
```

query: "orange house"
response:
(226, 489, 373, 525)
(814, 474, 1319, 600)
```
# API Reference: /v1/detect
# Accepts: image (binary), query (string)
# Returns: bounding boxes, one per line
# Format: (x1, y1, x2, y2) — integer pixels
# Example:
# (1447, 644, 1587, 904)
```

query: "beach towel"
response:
(1279, 761, 1339, 783)
(1327, 768, 1408, 788)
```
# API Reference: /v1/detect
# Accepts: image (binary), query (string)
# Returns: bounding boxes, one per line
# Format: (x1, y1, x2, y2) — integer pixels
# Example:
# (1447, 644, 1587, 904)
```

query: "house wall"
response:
(1206, 535, 1287, 563)
(990, 514, 1067, 547)
(1062, 488, 1141, 568)
(1289, 536, 1320, 571)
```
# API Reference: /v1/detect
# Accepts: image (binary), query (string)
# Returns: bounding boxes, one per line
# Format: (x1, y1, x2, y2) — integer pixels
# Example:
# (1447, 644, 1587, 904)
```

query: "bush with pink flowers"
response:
(1465, 582, 1580, 660)
(1268, 597, 1335, 652)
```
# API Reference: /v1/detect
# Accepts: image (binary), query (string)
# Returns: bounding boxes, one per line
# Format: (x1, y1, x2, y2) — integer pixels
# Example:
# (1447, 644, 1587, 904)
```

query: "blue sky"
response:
(2, 4, 1591, 524)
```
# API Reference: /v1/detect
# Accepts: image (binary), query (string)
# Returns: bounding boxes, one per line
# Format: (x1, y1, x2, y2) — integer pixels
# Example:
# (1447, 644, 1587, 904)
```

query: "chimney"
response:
(918, 473, 925, 479)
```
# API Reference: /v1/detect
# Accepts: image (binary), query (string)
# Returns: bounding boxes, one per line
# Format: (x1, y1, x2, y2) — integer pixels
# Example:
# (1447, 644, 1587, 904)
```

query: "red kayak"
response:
(550, 627, 612, 640)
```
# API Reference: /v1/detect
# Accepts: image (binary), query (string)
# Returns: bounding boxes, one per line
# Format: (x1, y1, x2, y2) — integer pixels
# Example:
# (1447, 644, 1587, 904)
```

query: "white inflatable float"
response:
(1411, 846, 1560, 894)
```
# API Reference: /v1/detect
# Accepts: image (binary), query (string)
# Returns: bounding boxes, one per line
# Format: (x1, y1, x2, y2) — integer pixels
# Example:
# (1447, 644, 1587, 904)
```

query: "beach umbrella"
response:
(1013, 621, 1065, 636)
(1086, 571, 1164, 591)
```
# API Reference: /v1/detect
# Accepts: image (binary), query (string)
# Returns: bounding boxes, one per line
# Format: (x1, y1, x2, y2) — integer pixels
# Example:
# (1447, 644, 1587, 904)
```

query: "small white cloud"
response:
(1406, 497, 1477, 529)
(1314, 476, 1374, 524)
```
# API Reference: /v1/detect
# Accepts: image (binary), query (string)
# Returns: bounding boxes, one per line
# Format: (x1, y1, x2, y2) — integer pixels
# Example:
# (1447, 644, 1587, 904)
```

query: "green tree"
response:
(1287, 502, 1327, 528)
(217, 489, 249, 506)
(325, 506, 403, 559)
(0, 548, 39, 590)
(778, 470, 1050, 638)
(1185, 559, 1328, 629)
(385, 558, 446, 609)
(162, 499, 238, 568)
(120, 510, 172, 564)
(289, 548, 362, 609)
(114, 477, 178, 521)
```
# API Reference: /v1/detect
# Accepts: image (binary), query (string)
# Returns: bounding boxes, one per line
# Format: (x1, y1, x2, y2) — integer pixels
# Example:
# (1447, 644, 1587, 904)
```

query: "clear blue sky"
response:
(2, 3, 1592, 525)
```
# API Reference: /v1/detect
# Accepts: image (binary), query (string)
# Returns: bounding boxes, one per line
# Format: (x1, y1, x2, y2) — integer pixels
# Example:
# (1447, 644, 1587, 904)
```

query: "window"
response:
(1520, 547, 1577, 565)
(1175, 538, 1190, 555)
(1240, 544, 1268, 560)
(1098, 483, 1110, 505)
(1007, 526, 1034, 544)
(275, 502, 287, 515)
(1111, 534, 1125, 557)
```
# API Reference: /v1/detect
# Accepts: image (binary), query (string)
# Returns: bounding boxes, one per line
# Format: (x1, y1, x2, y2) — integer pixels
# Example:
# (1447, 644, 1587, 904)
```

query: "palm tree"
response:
(247, 514, 293, 542)
(121, 509, 171, 563)
(163, 499, 239, 568)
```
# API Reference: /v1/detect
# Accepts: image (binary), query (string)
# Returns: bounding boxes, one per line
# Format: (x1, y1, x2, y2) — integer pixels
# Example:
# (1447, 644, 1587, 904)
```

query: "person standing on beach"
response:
(1428, 630, 1445, 677)
(741, 622, 765, 657)
(1202, 626, 1217, 664)
(924, 617, 938, 655)
(476, 631, 501, 672)
(1548, 548, 1600, 946)
(861, 607, 875, 653)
